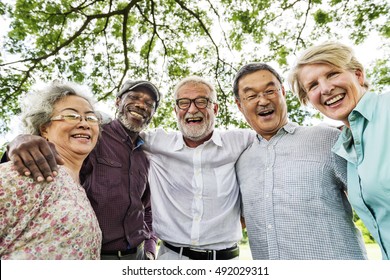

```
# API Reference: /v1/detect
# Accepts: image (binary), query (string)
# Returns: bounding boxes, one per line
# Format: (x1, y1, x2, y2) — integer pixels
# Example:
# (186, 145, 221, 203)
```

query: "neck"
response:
(117, 120, 140, 143)
(342, 120, 350, 128)
(183, 131, 213, 148)
(125, 129, 139, 144)
(61, 157, 83, 184)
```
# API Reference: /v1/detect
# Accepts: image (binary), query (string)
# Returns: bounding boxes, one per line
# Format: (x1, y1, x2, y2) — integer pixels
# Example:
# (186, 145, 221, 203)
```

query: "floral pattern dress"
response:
(0, 162, 102, 259)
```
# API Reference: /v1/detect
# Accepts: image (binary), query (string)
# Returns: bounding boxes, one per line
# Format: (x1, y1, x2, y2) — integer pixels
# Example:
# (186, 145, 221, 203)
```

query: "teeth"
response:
(130, 111, 144, 119)
(325, 94, 344, 105)
(258, 110, 273, 116)
(73, 134, 90, 139)
(187, 117, 202, 122)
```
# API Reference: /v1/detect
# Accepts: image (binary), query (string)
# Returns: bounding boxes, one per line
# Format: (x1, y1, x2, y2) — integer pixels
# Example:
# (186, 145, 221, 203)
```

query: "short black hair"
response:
(233, 63, 283, 99)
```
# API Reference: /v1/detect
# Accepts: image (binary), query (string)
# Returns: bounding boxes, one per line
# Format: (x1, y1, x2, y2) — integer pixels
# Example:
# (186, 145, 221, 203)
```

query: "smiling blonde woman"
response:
(289, 41, 390, 260)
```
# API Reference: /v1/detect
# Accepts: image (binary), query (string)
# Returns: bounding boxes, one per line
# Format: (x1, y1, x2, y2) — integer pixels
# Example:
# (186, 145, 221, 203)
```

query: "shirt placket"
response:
(190, 146, 204, 246)
(263, 140, 277, 259)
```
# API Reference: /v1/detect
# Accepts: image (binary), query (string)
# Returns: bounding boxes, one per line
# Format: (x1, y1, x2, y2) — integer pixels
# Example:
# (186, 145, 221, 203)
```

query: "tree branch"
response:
(294, 0, 312, 53)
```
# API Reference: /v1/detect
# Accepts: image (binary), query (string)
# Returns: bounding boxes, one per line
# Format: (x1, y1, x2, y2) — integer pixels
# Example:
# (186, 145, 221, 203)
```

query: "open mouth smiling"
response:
(72, 134, 91, 139)
(257, 109, 274, 117)
(186, 117, 203, 124)
(325, 94, 345, 106)
(126, 107, 147, 120)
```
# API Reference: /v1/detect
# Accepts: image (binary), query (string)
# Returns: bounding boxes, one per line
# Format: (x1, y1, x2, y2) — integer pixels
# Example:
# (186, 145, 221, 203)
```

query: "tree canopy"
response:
(0, 0, 389, 134)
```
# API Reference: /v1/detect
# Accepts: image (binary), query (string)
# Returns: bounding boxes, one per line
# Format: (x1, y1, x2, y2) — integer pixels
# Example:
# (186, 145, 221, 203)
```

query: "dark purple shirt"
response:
(80, 119, 157, 254)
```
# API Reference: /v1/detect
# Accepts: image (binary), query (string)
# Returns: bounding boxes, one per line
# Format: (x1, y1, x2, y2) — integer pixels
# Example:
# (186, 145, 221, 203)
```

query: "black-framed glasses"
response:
(176, 97, 213, 110)
(242, 88, 280, 103)
(50, 114, 100, 125)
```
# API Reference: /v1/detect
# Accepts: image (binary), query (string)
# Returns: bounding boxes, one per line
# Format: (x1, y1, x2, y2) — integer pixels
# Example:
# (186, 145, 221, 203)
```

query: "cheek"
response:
(176, 110, 184, 120)
(307, 92, 320, 105)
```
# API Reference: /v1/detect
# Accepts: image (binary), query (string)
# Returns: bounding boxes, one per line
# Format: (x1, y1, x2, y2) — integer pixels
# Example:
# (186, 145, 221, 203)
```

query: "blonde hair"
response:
(288, 41, 369, 105)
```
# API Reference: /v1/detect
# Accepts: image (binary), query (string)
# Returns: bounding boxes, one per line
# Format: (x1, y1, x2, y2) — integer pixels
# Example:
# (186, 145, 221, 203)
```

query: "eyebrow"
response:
(59, 108, 95, 114)
(242, 81, 277, 93)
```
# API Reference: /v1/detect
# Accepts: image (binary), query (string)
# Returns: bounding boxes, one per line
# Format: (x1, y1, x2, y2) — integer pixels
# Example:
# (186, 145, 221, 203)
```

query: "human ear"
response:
(355, 69, 365, 87)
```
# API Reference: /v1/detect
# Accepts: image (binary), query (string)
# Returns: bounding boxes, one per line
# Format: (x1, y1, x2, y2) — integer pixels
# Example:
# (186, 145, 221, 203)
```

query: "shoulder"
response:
(0, 162, 22, 185)
(293, 124, 341, 143)
(218, 128, 255, 140)
(375, 92, 390, 108)
(143, 127, 180, 141)
(142, 128, 181, 150)
(217, 129, 255, 149)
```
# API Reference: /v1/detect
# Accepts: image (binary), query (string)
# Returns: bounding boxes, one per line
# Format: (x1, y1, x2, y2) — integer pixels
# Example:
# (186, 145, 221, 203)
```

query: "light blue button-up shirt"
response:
(332, 91, 390, 260)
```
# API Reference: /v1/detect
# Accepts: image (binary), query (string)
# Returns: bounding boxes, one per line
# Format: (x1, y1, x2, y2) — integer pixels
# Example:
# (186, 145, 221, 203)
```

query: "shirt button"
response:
(355, 140, 360, 145)
(267, 225, 273, 229)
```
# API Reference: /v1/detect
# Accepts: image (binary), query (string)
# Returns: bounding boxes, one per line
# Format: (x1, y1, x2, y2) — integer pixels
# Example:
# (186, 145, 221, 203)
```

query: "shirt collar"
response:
(111, 119, 145, 149)
(350, 92, 375, 122)
(256, 121, 297, 142)
(173, 130, 221, 151)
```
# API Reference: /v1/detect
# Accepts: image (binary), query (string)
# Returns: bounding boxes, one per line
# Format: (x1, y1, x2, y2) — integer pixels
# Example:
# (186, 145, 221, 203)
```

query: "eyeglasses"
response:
(176, 97, 213, 110)
(50, 114, 100, 125)
(242, 88, 280, 103)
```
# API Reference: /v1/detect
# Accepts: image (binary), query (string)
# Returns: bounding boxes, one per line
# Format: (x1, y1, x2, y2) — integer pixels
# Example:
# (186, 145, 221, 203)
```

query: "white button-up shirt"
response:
(142, 128, 254, 250)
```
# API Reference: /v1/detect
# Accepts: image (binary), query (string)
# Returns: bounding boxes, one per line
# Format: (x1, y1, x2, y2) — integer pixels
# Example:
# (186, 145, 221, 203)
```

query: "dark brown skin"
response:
(7, 134, 64, 182)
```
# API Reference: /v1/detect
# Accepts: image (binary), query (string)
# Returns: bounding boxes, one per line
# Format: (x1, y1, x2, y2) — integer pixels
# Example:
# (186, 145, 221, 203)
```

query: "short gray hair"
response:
(22, 81, 96, 136)
(174, 76, 217, 102)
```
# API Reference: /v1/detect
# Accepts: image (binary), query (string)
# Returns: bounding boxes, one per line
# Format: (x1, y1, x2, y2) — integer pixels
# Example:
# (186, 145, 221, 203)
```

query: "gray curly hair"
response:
(21, 81, 96, 136)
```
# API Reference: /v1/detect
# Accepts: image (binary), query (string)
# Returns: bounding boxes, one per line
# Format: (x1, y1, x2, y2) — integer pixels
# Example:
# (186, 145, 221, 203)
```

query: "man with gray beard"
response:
(141, 76, 255, 259)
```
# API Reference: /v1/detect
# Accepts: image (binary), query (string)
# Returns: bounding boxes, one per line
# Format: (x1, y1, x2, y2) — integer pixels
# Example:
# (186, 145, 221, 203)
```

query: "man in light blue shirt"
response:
(233, 62, 367, 259)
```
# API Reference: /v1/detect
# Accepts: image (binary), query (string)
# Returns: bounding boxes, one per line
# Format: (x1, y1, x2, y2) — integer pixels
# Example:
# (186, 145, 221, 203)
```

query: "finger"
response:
(10, 153, 34, 177)
(29, 147, 57, 182)
(41, 142, 63, 176)
(14, 151, 46, 182)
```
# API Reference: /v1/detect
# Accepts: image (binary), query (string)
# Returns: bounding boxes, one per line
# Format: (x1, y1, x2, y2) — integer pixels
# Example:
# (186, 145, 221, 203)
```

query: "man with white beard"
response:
(141, 76, 254, 260)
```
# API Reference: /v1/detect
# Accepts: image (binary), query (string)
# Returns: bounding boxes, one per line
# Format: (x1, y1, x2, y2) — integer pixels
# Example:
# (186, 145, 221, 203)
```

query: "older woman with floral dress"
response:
(0, 81, 102, 259)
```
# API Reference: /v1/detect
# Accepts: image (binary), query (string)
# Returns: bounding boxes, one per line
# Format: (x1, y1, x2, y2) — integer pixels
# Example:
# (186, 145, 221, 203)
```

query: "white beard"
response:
(177, 112, 215, 141)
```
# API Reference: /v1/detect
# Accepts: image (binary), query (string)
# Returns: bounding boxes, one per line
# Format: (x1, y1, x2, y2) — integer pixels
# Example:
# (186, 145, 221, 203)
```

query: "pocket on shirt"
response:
(96, 157, 122, 168)
(283, 160, 325, 201)
(95, 157, 123, 187)
(214, 162, 237, 197)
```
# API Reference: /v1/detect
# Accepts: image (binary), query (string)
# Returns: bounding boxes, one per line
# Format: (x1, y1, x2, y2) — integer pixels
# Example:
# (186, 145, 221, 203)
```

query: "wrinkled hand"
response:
(7, 134, 64, 182)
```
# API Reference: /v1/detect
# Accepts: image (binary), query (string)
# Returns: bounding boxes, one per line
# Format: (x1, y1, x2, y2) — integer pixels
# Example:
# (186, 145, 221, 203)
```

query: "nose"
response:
(319, 80, 333, 95)
(77, 117, 91, 129)
(187, 100, 199, 113)
(256, 94, 270, 106)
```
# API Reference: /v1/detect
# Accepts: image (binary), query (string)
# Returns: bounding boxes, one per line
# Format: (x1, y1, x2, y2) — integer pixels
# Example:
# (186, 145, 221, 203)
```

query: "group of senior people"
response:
(1, 41, 389, 260)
